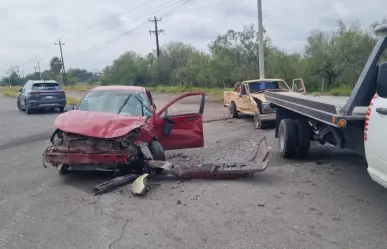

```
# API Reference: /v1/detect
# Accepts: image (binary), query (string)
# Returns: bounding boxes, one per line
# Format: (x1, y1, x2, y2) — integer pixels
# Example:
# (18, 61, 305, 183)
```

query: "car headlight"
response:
(262, 102, 270, 109)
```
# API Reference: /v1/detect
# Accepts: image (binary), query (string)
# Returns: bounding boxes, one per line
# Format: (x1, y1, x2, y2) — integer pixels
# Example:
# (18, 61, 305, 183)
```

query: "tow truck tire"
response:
(149, 140, 165, 174)
(294, 119, 311, 157)
(278, 119, 297, 157)
(229, 101, 238, 118)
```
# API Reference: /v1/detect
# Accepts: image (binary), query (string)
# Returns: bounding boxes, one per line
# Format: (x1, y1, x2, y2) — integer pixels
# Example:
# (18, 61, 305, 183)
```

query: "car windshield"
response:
(77, 90, 152, 117)
(32, 82, 61, 90)
(248, 81, 279, 93)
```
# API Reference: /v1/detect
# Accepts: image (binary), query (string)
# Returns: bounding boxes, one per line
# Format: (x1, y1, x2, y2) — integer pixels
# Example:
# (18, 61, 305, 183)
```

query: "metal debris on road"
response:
(93, 136, 270, 196)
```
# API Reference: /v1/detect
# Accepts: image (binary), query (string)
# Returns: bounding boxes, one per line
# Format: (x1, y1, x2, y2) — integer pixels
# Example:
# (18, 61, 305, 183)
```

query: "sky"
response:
(0, 0, 385, 76)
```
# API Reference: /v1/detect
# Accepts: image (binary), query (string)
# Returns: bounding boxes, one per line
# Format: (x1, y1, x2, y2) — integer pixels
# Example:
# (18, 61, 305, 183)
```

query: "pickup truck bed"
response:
(265, 91, 367, 127)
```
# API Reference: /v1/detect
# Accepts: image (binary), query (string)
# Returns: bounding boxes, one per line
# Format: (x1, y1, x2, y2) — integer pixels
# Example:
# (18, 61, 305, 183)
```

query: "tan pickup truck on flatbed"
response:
(224, 78, 306, 129)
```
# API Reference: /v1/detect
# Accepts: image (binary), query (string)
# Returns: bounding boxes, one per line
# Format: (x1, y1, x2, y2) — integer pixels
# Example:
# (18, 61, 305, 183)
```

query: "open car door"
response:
(154, 92, 205, 151)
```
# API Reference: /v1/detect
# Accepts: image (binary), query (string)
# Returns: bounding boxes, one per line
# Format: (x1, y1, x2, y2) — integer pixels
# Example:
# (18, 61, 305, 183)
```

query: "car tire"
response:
(17, 99, 23, 111)
(230, 101, 238, 118)
(254, 113, 265, 129)
(149, 140, 165, 174)
(25, 101, 30, 115)
(278, 119, 297, 158)
(57, 164, 70, 176)
(294, 119, 311, 157)
(59, 107, 64, 113)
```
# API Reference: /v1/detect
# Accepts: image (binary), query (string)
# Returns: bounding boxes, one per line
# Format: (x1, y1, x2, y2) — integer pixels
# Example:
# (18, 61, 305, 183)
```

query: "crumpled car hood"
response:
(54, 110, 147, 138)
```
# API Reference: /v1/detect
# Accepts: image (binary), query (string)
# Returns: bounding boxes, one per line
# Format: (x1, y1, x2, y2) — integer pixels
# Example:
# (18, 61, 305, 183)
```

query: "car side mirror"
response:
(377, 62, 387, 98)
(18, 88, 22, 92)
(63, 105, 75, 112)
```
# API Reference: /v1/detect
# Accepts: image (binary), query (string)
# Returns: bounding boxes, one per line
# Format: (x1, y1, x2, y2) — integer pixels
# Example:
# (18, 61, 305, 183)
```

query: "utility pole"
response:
(55, 39, 67, 85)
(149, 16, 165, 88)
(257, 0, 265, 79)
(15, 65, 21, 77)
(33, 66, 37, 80)
(37, 61, 42, 80)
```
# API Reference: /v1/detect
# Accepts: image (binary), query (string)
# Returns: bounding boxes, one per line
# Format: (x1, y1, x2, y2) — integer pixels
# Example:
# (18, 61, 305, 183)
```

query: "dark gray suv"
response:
(17, 80, 67, 114)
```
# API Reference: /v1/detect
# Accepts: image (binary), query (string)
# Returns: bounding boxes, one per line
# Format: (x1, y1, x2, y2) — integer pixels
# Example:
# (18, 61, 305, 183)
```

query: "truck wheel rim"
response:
(279, 127, 284, 150)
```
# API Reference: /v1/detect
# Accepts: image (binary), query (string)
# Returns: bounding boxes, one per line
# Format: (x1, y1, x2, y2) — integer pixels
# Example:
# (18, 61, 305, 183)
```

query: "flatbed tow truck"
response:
(264, 25, 387, 188)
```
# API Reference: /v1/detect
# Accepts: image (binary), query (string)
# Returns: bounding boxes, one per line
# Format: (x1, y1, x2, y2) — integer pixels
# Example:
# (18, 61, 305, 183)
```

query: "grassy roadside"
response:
(0, 87, 80, 105)
(1, 83, 353, 105)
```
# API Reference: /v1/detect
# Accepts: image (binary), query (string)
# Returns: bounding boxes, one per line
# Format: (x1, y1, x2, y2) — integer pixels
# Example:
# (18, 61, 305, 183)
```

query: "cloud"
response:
(0, 0, 385, 75)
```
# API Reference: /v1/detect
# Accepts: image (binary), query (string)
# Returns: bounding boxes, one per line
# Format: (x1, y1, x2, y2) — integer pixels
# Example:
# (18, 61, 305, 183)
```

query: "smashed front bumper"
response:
(43, 146, 129, 167)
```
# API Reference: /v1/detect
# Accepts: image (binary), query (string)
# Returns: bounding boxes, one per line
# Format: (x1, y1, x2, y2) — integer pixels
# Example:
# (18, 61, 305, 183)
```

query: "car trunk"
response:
(30, 83, 66, 101)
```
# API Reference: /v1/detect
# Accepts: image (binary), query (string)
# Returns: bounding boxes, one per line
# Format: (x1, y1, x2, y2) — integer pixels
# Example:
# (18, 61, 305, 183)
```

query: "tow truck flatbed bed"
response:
(265, 91, 367, 127)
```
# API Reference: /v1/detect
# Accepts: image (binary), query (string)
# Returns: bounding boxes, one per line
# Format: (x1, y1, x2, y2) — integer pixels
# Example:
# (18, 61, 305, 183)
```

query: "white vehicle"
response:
(264, 24, 387, 188)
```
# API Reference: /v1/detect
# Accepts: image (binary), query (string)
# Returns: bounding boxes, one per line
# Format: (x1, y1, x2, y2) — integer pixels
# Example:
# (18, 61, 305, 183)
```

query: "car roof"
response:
(243, 78, 285, 83)
(91, 85, 146, 92)
(29, 80, 59, 84)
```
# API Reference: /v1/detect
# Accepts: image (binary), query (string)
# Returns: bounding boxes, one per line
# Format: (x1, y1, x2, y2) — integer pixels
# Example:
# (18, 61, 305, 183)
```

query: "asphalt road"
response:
(1, 93, 387, 249)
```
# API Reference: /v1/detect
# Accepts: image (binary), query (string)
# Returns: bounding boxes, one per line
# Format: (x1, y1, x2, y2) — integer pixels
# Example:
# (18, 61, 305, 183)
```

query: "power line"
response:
(55, 39, 67, 85)
(78, 0, 199, 54)
(66, 0, 158, 40)
(67, 0, 181, 42)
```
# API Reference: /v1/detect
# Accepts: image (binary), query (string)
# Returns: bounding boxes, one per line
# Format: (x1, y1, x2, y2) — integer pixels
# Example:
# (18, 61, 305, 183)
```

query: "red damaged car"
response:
(43, 86, 205, 175)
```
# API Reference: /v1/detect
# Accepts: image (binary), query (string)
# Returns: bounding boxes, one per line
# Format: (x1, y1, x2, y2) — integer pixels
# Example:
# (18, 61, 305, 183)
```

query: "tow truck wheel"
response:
(294, 119, 311, 157)
(229, 102, 238, 118)
(278, 119, 297, 157)
(149, 140, 165, 174)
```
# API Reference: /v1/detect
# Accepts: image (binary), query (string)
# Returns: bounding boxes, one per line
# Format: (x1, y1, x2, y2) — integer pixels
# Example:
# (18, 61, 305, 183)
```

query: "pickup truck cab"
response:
(223, 78, 292, 129)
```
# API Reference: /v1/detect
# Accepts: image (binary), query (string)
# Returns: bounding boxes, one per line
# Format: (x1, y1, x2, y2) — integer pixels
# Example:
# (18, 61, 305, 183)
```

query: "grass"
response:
(313, 86, 353, 96)
(1, 83, 353, 104)
(0, 87, 80, 106)
(148, 85, 233, 101)
(63, 83, 100, 91)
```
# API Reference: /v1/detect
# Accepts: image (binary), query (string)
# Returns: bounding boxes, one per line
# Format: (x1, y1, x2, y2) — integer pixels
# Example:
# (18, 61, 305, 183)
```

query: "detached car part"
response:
(94, 136, 271, 196)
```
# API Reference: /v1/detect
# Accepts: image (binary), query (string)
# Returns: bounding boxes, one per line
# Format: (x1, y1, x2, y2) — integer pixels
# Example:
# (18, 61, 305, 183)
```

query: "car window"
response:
(32, 82, 61, 90)
(77, 90, 152, 117)
(248, 81, 279, 92)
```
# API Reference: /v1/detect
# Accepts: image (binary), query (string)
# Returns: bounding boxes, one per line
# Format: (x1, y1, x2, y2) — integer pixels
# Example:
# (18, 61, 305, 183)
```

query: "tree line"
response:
(1, 56, 100, 86)
(101, 18, 387, 93)
(2, 18, 386, 93)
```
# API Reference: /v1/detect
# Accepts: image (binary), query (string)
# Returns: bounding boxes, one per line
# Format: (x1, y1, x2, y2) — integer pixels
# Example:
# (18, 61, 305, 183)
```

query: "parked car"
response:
(17, 80, 66, 114)
(43, 85, 206, 175)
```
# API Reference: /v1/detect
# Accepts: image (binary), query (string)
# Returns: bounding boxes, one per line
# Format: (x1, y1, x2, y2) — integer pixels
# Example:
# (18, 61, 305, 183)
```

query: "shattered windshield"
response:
(77, 90, 152, 116)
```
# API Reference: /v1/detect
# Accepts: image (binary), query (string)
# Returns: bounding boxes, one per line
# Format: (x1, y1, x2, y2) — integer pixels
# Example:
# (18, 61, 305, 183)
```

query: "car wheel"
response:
(229, 101, 238, 118)
(149, 140, 165, 174)
(25, 101, 30, 115)
(253, 113, 265, 129)
(17, 99, 23, 111)
(59, 107, 64, 113)
(57, 164, 71, 175)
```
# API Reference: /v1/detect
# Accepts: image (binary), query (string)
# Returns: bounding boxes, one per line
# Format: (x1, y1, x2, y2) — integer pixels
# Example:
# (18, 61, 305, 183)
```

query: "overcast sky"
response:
(0, 0, 385, 75)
